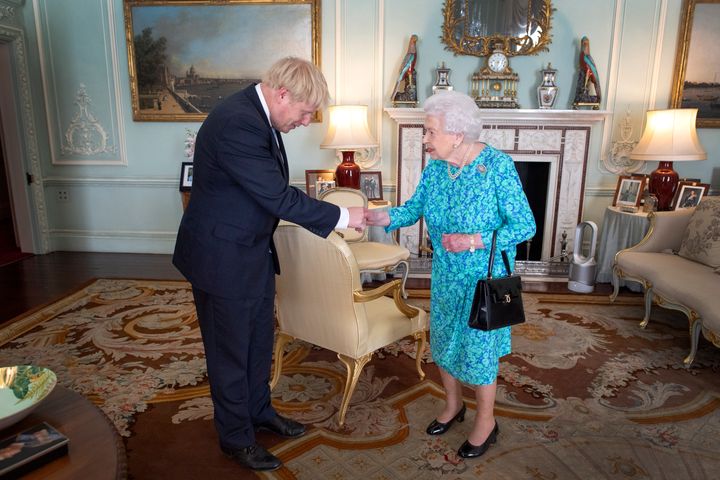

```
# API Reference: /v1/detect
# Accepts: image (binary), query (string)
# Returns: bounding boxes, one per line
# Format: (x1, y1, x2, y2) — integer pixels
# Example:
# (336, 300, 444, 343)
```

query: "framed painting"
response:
(360, 171, 383, 201)
(672, 181, 709, 209)
(613, 175, 645, 208)
(670, 0, 720, 128)
(305, 170, 335, 199)
(179, 162, 194, 191)
(123, 0, 320, 122)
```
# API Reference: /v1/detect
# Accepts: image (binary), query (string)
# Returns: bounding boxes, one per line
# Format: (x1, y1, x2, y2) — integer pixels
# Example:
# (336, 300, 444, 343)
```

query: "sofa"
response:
(611, 196, 720, 366)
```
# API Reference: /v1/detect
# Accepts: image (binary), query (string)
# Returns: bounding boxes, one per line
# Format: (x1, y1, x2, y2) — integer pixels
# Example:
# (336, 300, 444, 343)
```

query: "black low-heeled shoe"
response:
(458, 421, 499, 459)
(426, 403, 466, 435)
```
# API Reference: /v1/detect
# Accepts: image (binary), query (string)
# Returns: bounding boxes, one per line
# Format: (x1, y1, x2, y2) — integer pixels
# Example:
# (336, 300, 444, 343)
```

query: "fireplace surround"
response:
(385, 108, 610, 277)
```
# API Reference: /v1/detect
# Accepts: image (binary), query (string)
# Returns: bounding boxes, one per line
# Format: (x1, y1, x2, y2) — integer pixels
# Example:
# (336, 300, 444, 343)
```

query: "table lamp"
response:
(629, 108, 706, 211)
(320, 105, 377, 189)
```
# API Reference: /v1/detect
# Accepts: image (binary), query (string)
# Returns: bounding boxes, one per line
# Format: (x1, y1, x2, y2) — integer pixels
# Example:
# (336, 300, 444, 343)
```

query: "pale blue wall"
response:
(3, 0, 719, 254)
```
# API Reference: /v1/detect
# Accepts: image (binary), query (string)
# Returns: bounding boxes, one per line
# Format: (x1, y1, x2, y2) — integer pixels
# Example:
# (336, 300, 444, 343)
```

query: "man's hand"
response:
(365, 210, 390, 226)
(347, 207, 367, 231)
(441, 233, 483, 253)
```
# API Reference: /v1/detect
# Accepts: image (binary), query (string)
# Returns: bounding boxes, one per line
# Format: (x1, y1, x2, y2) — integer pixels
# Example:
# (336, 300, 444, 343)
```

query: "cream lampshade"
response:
(320, 105, 377, 189)
(629, 108, 706, 211)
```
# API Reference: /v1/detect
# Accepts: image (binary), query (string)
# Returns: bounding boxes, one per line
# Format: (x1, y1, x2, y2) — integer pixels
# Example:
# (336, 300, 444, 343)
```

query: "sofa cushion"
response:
(678, 197, 720, 268)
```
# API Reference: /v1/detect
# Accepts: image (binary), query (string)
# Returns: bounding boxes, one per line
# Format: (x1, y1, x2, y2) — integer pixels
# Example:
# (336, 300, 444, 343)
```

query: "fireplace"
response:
(385, 108, 610, 277)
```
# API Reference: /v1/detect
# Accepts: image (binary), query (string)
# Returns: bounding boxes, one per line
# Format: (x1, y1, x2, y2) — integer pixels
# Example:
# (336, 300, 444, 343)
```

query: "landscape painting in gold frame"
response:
(123, 0, 320, 122)
(670, 0, 720, 128)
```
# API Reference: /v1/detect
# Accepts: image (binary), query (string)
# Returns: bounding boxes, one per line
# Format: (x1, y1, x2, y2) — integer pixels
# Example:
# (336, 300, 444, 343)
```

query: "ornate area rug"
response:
(1, 279, 719, 479)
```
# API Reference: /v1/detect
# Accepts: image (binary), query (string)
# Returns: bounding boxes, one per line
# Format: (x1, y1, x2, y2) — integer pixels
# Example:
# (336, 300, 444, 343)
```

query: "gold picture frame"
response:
(613, 175, 646, 208)
(123, 0, 321, 122)
(670, 0, 720, 128)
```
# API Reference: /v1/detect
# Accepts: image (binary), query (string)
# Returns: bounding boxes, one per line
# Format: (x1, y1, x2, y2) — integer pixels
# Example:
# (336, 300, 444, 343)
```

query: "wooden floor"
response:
(0, 252, 619, 325)
(0, 252, 183, 324)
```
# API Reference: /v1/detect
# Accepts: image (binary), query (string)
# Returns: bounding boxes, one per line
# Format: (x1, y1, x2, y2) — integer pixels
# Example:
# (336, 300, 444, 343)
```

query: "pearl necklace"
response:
(447, 145, 473, 180)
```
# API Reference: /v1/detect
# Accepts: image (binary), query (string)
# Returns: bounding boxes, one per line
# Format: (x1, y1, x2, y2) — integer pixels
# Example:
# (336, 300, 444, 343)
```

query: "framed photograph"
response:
(670, 0, 720, 128)
(360, 171, 383, 200)
(305, 170, 335, 199)
(0, 422, 68, 477)
(673, 181, 709, 209)
(179, 162, 194, 191)
(123, 0, 320, 122)
(613, 175, 645, 207)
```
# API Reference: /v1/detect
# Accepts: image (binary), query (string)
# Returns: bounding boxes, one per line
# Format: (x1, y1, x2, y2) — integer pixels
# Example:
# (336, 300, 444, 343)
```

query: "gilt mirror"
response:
(442, 0, 553, 57)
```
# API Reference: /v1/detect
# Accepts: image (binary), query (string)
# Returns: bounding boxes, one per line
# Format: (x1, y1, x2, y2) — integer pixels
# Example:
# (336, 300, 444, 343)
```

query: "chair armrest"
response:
(624, 209, 693, 253)
(354, 280, 419, 318)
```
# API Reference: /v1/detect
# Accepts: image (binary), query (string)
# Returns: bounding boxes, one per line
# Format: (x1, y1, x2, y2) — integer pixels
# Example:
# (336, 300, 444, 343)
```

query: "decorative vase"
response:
(649, 162, 679, 211)
(335, 151, 361, 189)
(537, 63, 558, 109)
(432, 62, 453, 94)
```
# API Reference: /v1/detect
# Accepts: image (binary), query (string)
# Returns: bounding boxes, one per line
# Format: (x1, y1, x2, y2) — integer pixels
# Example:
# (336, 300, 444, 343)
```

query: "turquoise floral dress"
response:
(386, 145, 536, 385)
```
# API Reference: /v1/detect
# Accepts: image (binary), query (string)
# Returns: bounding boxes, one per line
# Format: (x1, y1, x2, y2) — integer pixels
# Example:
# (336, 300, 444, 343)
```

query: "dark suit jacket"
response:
(173, 85, 340, 299)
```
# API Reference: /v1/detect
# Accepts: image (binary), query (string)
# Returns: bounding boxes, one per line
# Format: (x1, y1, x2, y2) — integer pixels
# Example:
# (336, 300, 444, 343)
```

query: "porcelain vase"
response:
(537, 64, 558, 109)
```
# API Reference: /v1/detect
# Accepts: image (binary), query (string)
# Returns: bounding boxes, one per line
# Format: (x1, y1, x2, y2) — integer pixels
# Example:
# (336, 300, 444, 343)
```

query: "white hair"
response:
(423, 91, 483, 142)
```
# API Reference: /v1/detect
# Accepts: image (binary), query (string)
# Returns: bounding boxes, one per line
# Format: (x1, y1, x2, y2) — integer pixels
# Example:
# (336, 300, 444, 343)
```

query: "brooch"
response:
(477, 165, 487, 174)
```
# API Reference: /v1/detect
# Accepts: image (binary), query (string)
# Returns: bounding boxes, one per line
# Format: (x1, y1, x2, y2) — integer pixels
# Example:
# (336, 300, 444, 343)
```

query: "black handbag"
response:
(468, 231, 525, 331)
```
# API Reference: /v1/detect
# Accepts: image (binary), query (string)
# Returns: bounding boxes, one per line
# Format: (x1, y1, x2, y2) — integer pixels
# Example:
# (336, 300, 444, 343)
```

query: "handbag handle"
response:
(486, 231, 512, 279)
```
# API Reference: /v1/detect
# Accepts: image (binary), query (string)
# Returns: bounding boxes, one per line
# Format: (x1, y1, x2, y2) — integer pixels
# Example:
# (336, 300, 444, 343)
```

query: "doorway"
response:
(0, 41, 36, 263)
(0, 131, 30, 265)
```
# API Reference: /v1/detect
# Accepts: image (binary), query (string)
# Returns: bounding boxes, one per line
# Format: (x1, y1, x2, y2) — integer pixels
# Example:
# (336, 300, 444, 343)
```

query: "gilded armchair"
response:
(271, 222, 428, 426)
(319, 187, 410, 298)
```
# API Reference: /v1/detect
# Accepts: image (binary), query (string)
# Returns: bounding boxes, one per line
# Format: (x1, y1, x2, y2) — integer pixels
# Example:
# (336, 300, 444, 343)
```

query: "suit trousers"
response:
(192, 264, 276, 449)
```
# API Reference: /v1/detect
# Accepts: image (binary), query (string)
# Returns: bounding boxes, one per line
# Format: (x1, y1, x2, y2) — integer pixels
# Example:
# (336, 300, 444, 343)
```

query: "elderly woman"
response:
(366, 91, 535, 458)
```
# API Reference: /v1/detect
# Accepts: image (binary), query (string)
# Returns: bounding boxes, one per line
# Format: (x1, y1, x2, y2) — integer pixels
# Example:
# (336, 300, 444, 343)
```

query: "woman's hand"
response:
(441, 233, 483, 253)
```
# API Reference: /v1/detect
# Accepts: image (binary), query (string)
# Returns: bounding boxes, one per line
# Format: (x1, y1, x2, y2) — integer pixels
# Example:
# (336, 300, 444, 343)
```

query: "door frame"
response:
(0, 34, 46, 254)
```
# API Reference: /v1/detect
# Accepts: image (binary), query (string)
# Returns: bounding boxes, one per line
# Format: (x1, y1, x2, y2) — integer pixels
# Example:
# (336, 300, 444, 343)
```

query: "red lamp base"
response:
(335, 151, 361, 189)
(649, 161, 679, 211)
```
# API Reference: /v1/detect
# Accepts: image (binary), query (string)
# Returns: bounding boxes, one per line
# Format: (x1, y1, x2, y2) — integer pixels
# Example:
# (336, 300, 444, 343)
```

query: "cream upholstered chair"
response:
(271, 222, 428, 426)
(319, 187, 411, 298)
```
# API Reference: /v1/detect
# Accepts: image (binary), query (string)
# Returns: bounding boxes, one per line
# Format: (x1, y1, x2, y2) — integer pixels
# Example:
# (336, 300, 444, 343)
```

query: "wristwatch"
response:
(469, 235, 475, 253)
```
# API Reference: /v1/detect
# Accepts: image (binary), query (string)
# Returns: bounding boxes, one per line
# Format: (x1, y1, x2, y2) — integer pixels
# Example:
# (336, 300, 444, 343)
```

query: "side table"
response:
(595, 206, 650, 292)
(3, 386, 126, 479)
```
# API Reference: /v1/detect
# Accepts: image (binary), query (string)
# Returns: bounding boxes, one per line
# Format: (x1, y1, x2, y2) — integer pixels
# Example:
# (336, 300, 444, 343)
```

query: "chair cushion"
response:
(678, 197, 720, 268)
(348, 242, 410, 270)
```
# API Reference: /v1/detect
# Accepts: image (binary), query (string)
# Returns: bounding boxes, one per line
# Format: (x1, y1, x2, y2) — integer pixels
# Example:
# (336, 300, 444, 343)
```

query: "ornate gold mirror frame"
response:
(442, 0, 553, 57)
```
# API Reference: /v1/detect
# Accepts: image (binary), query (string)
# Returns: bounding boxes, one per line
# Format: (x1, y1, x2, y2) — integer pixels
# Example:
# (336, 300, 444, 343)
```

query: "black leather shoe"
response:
(458, 421, 499, 459)
(256, 414, 306, 438)
(426, 403, 466, 435)
(221, 443, 282, 471)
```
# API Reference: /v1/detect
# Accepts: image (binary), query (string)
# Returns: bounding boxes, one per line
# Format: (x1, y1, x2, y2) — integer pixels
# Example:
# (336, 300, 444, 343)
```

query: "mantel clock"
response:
(472, 46, 519, 109)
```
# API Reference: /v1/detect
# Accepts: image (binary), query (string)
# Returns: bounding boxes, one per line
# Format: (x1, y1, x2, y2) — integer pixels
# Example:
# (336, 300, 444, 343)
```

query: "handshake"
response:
(347, 207, 391, 231)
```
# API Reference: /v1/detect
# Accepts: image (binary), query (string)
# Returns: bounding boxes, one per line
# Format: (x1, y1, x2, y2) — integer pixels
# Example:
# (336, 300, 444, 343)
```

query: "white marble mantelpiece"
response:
(384, 107, 611, 276)
(385, 108, 611, 126)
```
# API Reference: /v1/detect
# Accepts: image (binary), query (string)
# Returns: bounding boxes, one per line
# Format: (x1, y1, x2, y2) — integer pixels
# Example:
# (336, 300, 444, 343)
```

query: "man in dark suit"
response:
(173, 57, 365, 472)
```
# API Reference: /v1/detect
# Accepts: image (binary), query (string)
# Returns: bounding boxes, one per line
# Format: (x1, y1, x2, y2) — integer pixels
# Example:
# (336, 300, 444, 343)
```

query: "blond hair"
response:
(262, 57, 330, 109)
